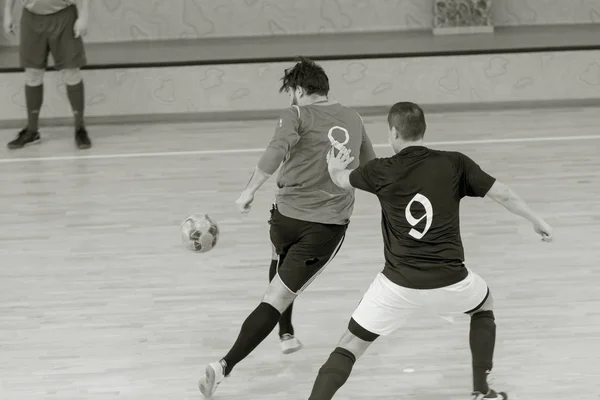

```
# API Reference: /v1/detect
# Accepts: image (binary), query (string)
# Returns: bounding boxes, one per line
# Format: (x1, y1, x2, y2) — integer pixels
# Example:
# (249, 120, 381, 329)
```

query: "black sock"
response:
(25, 84, 43, 132)
(268, 258, 294, 337)
(470, 310, 496, 393)
(221, 302, 281, 376)
(66, 81, 85, 129)
(308, 347, 356, 400)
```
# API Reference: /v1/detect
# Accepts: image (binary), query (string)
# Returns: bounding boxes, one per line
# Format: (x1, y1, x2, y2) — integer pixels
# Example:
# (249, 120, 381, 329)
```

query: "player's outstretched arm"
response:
(327, 142, 355, 190)
(236, 108, 300, 213)
(485, 180, 553, 242)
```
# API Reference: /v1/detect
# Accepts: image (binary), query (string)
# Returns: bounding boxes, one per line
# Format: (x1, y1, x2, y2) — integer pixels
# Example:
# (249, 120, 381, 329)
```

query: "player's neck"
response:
(304, 96, 331, 106)
(395, 140, 425, 153)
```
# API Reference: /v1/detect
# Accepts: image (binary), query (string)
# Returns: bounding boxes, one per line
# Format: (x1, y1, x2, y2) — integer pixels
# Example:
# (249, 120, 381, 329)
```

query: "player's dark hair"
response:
(279, 57, 330, 96)
(387, 102, 426, 141)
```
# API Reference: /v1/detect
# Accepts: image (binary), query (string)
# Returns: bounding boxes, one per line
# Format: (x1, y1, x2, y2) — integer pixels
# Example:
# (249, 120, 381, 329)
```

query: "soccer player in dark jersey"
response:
(306, 102, 553, 400)
(198, 57, 377, 398)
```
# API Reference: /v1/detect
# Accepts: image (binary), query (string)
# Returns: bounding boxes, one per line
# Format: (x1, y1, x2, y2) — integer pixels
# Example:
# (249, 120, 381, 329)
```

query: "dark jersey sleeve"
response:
(458, 153, 496, 198)
(257, 107, 301, 174)
(349, 158, 385, 194)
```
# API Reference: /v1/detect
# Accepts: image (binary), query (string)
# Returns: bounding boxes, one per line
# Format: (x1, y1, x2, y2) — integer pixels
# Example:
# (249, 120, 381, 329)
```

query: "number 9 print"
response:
(406, 194, 433, 240)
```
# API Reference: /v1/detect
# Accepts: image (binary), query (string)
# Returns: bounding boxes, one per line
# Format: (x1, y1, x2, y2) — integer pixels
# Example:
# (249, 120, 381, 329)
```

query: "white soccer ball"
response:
(180, 214, 219, 253)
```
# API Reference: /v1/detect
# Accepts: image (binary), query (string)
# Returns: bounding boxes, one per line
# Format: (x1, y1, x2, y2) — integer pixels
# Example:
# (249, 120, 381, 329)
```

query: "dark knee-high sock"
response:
(308, 347, 356, 400)
(268, 259, 294, 337)
(25, 84, 43, 132)
(221, 302, 281, 376)
(470, 310, 496, 393)
(66, 81, 85, 129)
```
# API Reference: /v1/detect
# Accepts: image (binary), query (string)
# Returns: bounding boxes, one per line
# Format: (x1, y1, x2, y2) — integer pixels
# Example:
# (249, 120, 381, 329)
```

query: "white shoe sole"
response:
(280, 339, 303, 354)
(199, 364, 218, 398)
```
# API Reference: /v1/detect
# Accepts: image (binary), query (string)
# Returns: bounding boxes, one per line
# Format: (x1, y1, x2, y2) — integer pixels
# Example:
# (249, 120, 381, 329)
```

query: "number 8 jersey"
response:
(349, 147, 496, 290)
(258, 103, 374, 226)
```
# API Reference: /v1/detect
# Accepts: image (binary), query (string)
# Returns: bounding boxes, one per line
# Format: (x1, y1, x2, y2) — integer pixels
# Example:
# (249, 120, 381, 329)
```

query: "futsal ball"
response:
(180, 214, 219, 253)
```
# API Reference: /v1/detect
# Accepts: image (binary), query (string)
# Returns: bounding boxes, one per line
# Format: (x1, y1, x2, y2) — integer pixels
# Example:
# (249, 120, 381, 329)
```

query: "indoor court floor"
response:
(1, 106, 599, 399)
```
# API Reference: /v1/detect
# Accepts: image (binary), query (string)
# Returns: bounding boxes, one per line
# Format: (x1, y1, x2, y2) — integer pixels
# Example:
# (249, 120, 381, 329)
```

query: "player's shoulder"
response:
(427, 148, 466, 163)
(338, 104, 364, 122)
(278, 106, 301, 120)
(362, 155, 396, 171)
(428, 149, 483, 174)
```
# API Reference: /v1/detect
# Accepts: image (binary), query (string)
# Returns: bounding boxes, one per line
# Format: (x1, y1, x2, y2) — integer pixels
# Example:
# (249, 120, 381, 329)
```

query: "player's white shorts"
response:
(351, 269, 489, 336)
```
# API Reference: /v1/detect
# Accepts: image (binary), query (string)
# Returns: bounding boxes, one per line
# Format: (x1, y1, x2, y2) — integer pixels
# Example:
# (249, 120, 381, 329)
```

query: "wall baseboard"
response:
(1, 99, 599, 130)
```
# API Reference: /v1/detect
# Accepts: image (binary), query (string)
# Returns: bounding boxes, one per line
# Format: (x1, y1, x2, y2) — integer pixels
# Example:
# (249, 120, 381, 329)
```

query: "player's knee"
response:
(470, 293, 495, 322)
(262, 277, 296, 313)
(62, 68, 83, 85)
(471, 309, 494, 320)
(347, 317, 379, 342)
(337, 326, 375, 360)
(24, 68, 44, 86)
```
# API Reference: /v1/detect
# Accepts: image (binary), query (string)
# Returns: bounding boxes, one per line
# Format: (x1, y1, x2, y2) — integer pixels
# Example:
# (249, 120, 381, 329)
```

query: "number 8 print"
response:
(328, 126, 349, 150)
(405, 193, 433, 239)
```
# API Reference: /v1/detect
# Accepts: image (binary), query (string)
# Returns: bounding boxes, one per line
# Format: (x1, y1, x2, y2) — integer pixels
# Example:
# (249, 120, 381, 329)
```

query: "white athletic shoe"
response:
(198, 361, 226, 398)
(472, 389, 508, 399)
(280, 333, 303, 354)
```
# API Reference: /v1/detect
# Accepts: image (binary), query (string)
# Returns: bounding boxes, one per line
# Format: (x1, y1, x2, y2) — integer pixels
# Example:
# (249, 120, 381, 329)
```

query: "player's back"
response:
(356, 146, 495, 289)
(276, 103, 365, 225)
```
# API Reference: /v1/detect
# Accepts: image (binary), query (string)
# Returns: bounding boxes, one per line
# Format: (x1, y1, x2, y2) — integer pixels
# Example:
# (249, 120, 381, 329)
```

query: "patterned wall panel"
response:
(1, 51, 599, 122)
(2, 0, 599, 46)
(0, 0, 431, 45)
(492, 0, 600, 26)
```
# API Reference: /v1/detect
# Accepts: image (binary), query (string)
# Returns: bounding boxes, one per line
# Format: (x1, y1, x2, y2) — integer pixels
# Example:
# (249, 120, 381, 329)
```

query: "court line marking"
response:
(0, 134, 599, 164)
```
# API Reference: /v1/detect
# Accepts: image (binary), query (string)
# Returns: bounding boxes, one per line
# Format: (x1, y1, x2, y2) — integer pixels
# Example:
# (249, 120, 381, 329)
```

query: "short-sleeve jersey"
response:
(267, 103, 368, 225)
(20, 0, 75, 15)
(349, 146, 496, 289)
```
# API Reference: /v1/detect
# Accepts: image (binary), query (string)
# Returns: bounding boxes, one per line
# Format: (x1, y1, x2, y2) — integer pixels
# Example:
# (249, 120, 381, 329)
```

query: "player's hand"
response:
(533, 219, 553, 242)
(236, 190, 254, 214)
(327, 141, 354, 170)
(73, 17, 88, 38)
(3, 13, 15, 36)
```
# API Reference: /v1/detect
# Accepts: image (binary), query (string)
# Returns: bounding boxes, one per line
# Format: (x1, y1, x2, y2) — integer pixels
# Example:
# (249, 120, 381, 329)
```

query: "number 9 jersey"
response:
(349, 147, 497, 290)
(259, 103, 373, 226)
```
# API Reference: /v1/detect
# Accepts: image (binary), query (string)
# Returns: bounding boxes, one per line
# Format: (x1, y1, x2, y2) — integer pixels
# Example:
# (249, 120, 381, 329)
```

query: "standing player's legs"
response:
(268, 243, 301, 353)
(48, 6, 91, 149)
(199, 208, 346, 398)
(7, 10, 48, 150)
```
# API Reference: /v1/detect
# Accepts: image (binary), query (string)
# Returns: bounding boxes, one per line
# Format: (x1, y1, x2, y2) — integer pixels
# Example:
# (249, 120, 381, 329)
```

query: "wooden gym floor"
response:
(0, 107, 599, 399)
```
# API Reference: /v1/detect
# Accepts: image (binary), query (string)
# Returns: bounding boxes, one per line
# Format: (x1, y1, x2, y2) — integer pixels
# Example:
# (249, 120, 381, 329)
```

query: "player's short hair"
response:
(279, 57, 330, 96)
(387, 102, 426, 141)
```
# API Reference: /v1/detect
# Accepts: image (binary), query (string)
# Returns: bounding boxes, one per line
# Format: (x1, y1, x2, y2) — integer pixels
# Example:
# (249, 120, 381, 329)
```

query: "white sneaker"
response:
(198, 361, 226, 398)
(472, 389, 508, 399)
(280, 333, 303, 354)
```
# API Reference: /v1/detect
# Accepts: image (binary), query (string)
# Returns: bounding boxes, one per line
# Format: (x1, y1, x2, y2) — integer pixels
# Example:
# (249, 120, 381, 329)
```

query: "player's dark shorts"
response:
(20, 5, 87, 70)
(269, 205, 347, 294)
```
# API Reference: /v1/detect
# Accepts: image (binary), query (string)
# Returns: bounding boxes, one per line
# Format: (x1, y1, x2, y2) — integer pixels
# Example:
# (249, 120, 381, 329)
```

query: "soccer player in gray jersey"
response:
(198, 57, 377, 398)
(3, 0, 91, 149)
(306, 102, 553, 400)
